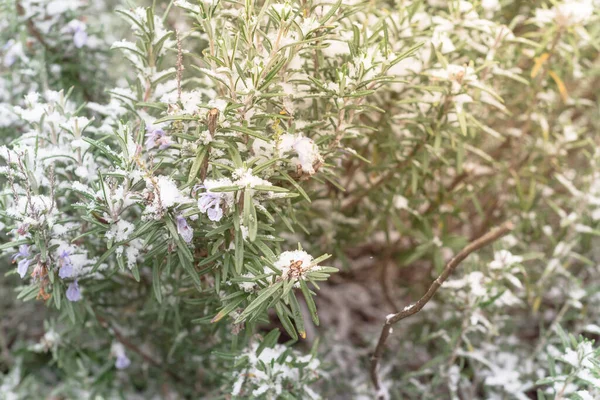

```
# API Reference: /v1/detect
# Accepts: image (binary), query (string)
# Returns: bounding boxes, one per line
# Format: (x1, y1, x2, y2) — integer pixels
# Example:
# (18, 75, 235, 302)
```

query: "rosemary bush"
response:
(1, 0, 599, 399)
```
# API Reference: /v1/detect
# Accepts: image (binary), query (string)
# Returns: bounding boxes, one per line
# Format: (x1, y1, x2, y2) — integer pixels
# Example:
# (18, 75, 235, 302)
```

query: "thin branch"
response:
(369, 221, 514, 395)
(16, 2, 52, 51)
(328, 82, 378, 150)
(176, 30, 184, 102)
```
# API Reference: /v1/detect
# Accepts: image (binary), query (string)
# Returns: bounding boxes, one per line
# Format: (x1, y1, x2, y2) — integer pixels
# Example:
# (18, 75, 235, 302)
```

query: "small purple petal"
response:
(145, 135, 157, 150)
(17, 259, 31, 278)
(176, 215, 193, 243)
(66, 281, 82, 302)
(207, 205, 223, 222)
(73, 29, 88, 48)
(157, 137, 171, 150)
(147, 127, 165, 136)
(192, 184, 205, 196)
(3, 53, 16, 67)
(145, 128, 167, 150)
(59, 249, 71, 262)
(115, 354, 131, 369)
(21, 244, 31, 254)
(198, 194, 218, 213)
(58, 249, 74, 278)
(13, 244, 30, 261)
(59, 263, 74, 279)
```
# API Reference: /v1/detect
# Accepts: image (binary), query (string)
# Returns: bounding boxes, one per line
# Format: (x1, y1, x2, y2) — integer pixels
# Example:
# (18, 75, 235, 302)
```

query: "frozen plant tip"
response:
(274, 250, 321, 282)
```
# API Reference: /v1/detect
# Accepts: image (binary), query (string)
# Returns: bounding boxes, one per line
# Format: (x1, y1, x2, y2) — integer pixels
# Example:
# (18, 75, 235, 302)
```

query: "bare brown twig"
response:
(200, 108, 219, 181)
(176, 30, 184, 102)
(369, 221, 514, 395)
(16, 2, 51, 51)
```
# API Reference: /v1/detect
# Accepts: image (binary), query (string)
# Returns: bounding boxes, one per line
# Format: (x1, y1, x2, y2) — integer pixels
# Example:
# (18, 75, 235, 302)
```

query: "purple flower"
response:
(196, 179, 233, 222)
(145, 128, 171, 150)
(191, 183, 204, 197)
(12, 244, 30, 260)
(115, 354, 131, 369)
(60, 249, 72, 262)
(59, 263, 74, 279)
(65, 20, 88, 48)
(2, 40, 18, 67)
(66, 280, 82, 302)
(198, 193, 224, 222)
(17, 259, 32, 279)
(73, 26, 88, 48)
(207, 206, 223, 222)
(176, 215, 194, 243)
(111, 343, 131, 369)
(198, 193, 218, 212)
(58, 249, 74, 279)
(13, 245, 31, 279)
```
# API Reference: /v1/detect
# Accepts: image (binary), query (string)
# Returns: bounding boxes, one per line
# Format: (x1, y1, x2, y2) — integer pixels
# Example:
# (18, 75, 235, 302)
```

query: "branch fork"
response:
(370, 221, 515, 395)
